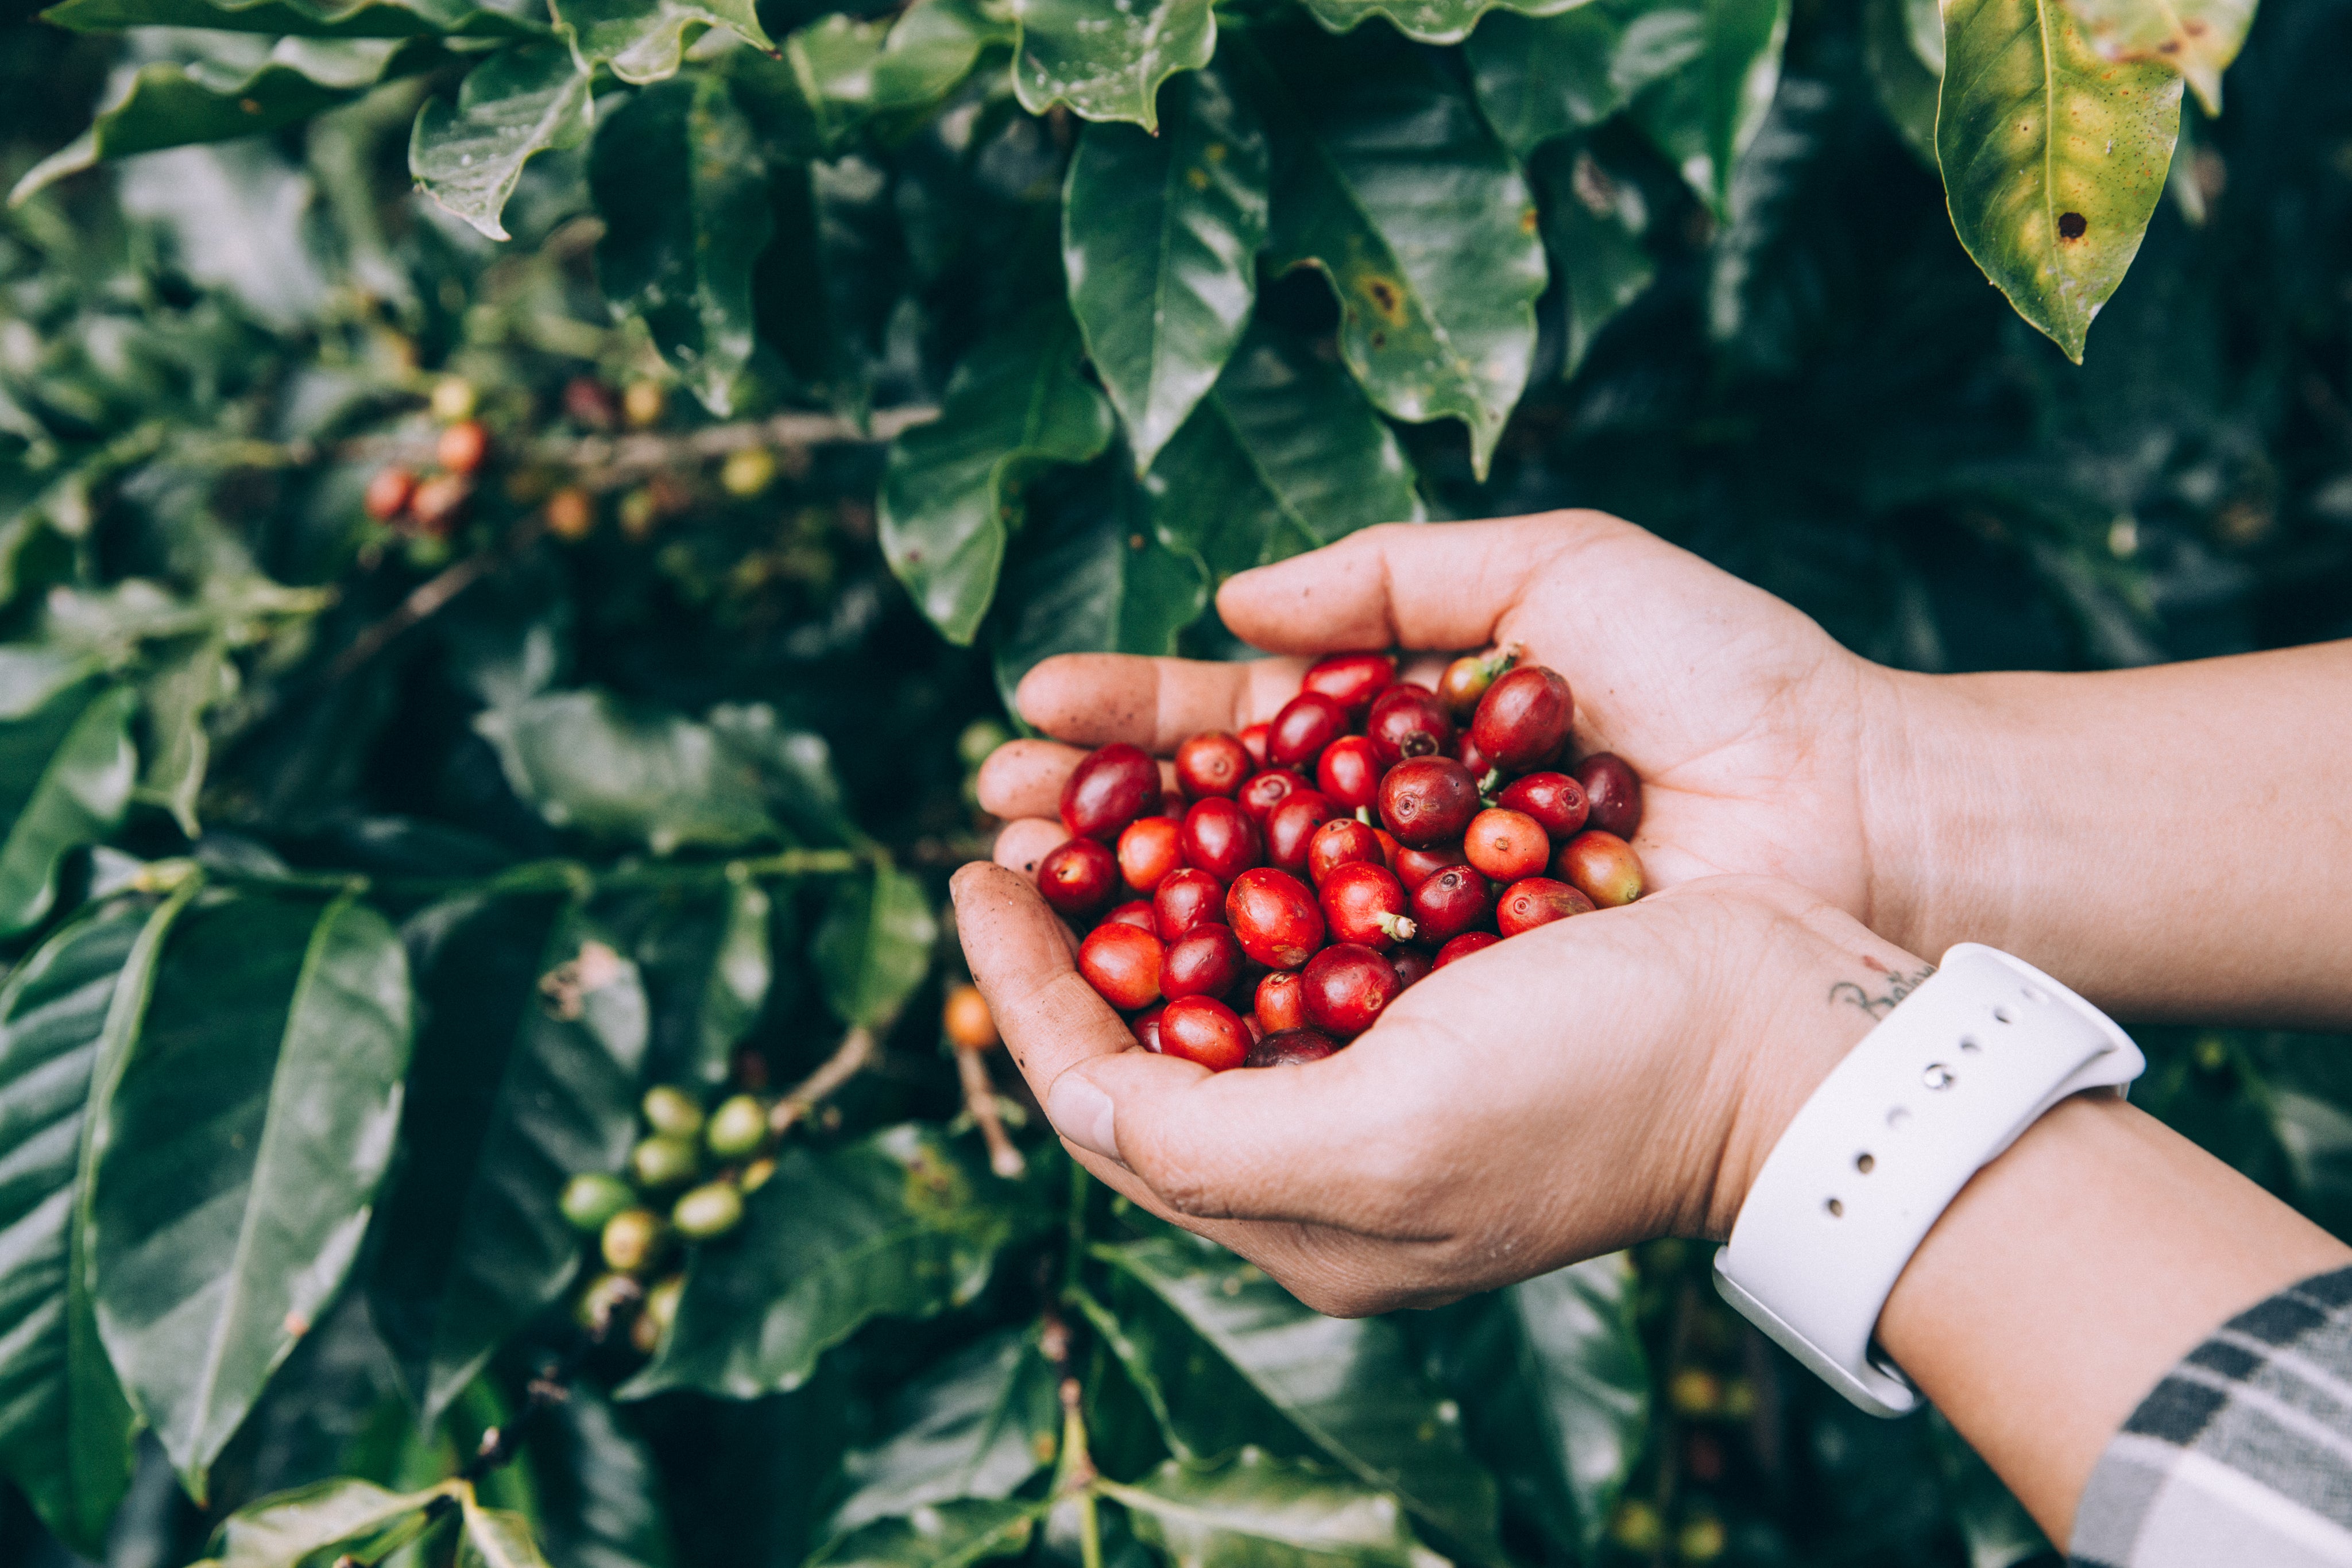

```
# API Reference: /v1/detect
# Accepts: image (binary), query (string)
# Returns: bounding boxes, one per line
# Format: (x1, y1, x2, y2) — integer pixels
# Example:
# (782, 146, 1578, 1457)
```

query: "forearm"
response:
(1870, 641, 2352, 1024)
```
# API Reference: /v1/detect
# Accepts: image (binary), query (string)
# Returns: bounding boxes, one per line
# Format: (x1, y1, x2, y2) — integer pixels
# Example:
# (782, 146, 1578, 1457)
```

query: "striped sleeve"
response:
(2070, 1266, 2352, 1568)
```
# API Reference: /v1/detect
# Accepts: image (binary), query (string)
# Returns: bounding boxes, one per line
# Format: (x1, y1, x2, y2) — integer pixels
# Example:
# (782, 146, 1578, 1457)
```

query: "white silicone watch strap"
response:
(1713, 943, 2145, 1416)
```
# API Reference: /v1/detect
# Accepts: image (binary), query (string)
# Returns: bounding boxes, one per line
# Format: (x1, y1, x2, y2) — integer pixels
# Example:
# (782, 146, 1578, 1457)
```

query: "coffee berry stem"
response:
(768, 1024, 879, 1135)
(1374, 911, 1418, 943)
(955, 1043, 1027, 1178)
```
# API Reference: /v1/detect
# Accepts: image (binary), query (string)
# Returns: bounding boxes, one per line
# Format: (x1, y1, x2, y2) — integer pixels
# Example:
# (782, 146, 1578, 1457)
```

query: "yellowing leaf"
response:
(2060, 0, 2251, 112)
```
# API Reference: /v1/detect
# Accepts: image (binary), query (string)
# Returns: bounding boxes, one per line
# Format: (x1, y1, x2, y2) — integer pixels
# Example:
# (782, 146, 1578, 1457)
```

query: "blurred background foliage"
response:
(0, 0, 2350, 1563)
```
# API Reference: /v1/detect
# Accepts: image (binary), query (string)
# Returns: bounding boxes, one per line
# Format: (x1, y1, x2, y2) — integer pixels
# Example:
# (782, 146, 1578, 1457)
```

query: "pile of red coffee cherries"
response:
(1034, 648, 1647, 1073)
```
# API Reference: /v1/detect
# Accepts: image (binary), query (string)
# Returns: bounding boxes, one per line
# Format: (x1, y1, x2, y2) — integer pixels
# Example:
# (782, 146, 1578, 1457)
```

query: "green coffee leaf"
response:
(409, 42, 593, 242)
(621, 1125, 1031, 1399)
(1064, 68, 1269, 473)
(1102, 1451, 1450, 1568)
(879, 307, 1115, 646)
(1628, 0, 1790, 216)
(1096, 1238, 1502, 1562)
(458, 1485, 552, 1568)
(0, 903, 165, 1554)
(590, 75, 772, 416)
(1293, 0, 1576, 45)
(1530, 141, 1655, 377)
(86, 892, 412, 1503)
(1937, 0, 2181, 362)
(1251, 29, 1545, 478)
(1145, 324, 1423, 581)
(756, 0, 1011, 152)
(1012, 0, 1216, 131)
(707, 704, 861, 847)
(475, 690, 781, 855)
(698, 877, 771, 1083)
(368, 899, 648, 1422)
(530, 1386, 679, 1568)
(1465, 0, 1699, 158)
(552, 0, 771, 84)
(39, 0, 541, 38)
(807, 1498, 1045, 1568)
(829, 1328, 1061, 1533)
(1864, 0, 1941, 164)
(0, 681, 138, 939)
(133, 634, 232, 838)
(813, 863, 936, 1028)
(2061, 0, 2249, 113)
(193, 1477, 456, 1568)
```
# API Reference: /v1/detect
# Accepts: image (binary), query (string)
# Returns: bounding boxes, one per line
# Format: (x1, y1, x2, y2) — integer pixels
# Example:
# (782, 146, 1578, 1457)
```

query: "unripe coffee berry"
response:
(1367, 683, 1455, 766)
(1152, 869, 1225, 940)
(1181, 797, 1263, 882)
(1464, 807, 1552, 882)
(1159, 996, 1252, 1071)
(1393, 839, 1467, 893)
(1496, 772, 1589, 839)
(1268, 691, 1349, 769)
(1255, 970, 1306, 1033)
(1079, 922, 1163, 1011)
(637, 1273, 684, 1352)
(1060, 743, 1162, 841)
(1117, 816, 1184, 893)
(1557, 830, 1645, 907)
(1496, 877, 1596, 935)
(1301, 943, 1402, 1037)
(1438, 645, 1517, 718)
(1105, 899, 1158, 932)
(643, 1085, 704, 1139)
(545, 485, 594, 540)
(672, 1180, 744, 1240)
(363, 466, 416, 521)
(1575, 753, 1643, 837)
(1307, 818, 1387, 887)
(575, 1271, 639, 1331)
(1264, 791, 1341, 874)
(1237, 768, 1308, 825)
(1162, 925, 1245, 1001)
(1410, 865, 1492, 944)
(1314, 735, 1383, 810)
(1378, 757, 1480, 846)
(561, 1172, 635, 1233)
(1471, 665, 1574, 772)
(1039, 838, 1118, 916)
(431, 375, 479, 422)
(1175, 731, 1252, 799)
(1320, 861, 1416, 950)
(741, 1156, 776, 1191)
(1225, 868, 1325, 967)
(601, 1207, 664, 1273)
(1434, 931, 1501, 967)
(1300, 651, 1396, 719)
(942, 982, 998, 1050)
(705, 1094, 769, 1158)
(630, 1135, 699, 1190)
(1245, 1027, 1339, 1068)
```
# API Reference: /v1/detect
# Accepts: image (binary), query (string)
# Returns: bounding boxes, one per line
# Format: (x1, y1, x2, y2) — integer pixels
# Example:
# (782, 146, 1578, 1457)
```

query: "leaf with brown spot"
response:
(2060, 0, 2253, 113)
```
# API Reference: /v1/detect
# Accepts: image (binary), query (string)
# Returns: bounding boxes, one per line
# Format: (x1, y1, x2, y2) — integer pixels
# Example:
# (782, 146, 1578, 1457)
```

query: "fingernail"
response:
(1047, 1075, 1117, 1160)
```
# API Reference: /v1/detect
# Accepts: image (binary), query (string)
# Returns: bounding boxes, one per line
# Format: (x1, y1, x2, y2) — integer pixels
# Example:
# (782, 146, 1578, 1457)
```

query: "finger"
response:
(1015, 654, 1309, 751)
(990, 818, 1068, 881)
(951, 862, 1136, 1099)
(978, 740, 1178, 823)
(1217, 512, 1650, 654)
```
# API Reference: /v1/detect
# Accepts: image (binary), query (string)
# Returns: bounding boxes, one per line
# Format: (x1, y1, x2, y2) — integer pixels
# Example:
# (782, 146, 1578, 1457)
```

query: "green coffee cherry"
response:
(560, 1172, 634, 1233)
(1676, 1516, 1726, 1563)
(740, 1156, 776, 1193)
(430, 375, 478, 422)
(630, 1135, 699, 1189)
(601, 1207, 663, 1273)
(633, 1273, 684, 1354)
(957, 718, 1012, 771)
(705, 1094, 768, 1159)
(574, 1270, 638, 1331)
(720, 447, 776, 497)
(1609, 1501, 1664, 1554)
(672, 1180, 744, 1240)
(641, 1085, 705, 1140)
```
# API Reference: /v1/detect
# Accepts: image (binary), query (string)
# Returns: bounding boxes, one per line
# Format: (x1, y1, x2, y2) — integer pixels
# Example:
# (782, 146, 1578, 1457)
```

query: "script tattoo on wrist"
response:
(1827, 954, 1937, 1021)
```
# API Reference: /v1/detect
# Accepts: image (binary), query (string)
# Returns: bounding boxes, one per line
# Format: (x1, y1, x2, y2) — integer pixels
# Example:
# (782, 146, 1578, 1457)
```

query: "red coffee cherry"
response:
(1390, 946, 1433, 989)
(1315, 735, 1384, 811)
(1225, 868, 1326, 967)
(1237, 768, 1309, 825)
(1105, 899, 1158, 931)
(1245, 1027, 1339, 1067)
(1181, 796, 1263, 882)
(1255, 970, 1306, 1033)
(1496, 772, 1590, 839)
(1301, 943, 1402, 1037)
(1159, 996, 1251, 1071)
(1061, 744, 1163, 842)
(438, 418, 492, 475)
(1239, 723, 1270, 768)
(1079, 923, 1163, 1011)
(1378, 757, 1480, 846)
(1265, 791, 1342, 874)
(1471, 665, 1575, 772)
(1307, 818, 1388, 888)
(1410, 864, 1492, 944)
(1456, 730, 1492, 780)
(1268, 691, 1349, 770)
(1464, 807, 1552, 883)
(1575, 753, 1644, 838)
(1393, 839, 1467, 893)
(1132, 1003, 1165, 1052)
(1118, 816, 1184, 893)
(1557, 830, 1645, 907)
(1162, 925, 1245, 1001)
(1300, 652, 1396, 719)
(1038, 839, 1117, 916)
(364, 466, 417, 521)
(1320, 862, 1416, 950)
(1366, 683, 1456, 766)
(1153, 868, 1225, 941)
(1434, 931, 1501, 966)
(1496, 876, 1596, 935)
(408, 473, 470, 536)
(1175, 732, 1253, 800)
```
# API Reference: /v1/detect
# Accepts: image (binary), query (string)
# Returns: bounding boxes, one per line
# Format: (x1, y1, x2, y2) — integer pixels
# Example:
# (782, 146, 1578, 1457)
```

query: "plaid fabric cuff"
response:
(2070, 1265, 2352, 1567)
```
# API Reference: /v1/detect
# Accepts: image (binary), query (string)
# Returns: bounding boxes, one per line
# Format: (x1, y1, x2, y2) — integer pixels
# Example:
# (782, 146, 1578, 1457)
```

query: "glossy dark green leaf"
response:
(706, 703, 861, 847)
(807, 1498, 1045, 1568)
(368, 898, 648, 1421)
(459, 1485, 553, 1568)
(0, 681, 138, 939)
(1102, 1452, 1451, 1568)
(1627, 0, 1789, 216)
(2061, 0, 2250, 114)
(878, 308, 1115, 646)
(698, 877, 771, 1082)
(758, 0, 1012, 153)
(39, 0, 541, 38)
(812, 863, 935, 1028)
(531, 1387, 676, 1568)
(621, 1125, 1031, 1400)
(1530, 141, 1655, 377)
(86, 891, 412, 1502)
(134, 634, 233, 838)
(1144, 324, 1422, 583)
(553, 0, 769, 85)
(1293, 0, 1580, 45)
(1012, 0, 1216, 131)
(1064, 69, 1268, 474)
(1937, 0, 2181, 362)
(475, 690, 780, 855)
(830, 1327, 1061, 1533)
(410, 42, 594, 242)
(1251, 29, 1545, 479)
(590, 76, 773, 416)
(1096, 1238, 1502, 1561)
(1864, 0, 1941, 164)
(1465, 0, 1699, 159)
(0, 901, 167, 1553)
(191, 1477, 455, 1568)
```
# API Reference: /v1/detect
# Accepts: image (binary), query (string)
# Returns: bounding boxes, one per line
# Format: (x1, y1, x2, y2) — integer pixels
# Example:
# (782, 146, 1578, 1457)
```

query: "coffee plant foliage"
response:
(1, 0, 2350, 1560)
